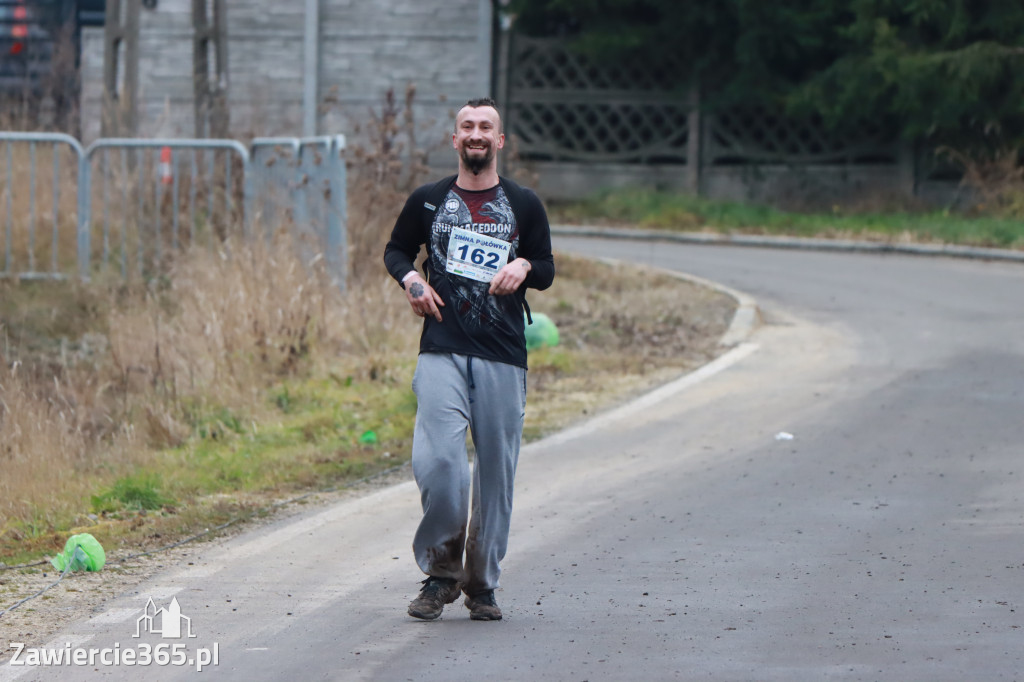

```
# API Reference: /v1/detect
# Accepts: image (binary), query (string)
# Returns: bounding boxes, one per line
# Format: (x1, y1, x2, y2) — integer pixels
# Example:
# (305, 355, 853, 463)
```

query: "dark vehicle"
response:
(0, 0, 103, 126)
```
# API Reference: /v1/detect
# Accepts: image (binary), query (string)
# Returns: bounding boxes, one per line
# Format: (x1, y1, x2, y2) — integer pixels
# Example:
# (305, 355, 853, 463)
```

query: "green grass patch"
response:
(91, 474, 175, 513)
(528, 346, 577, 374)
(552, 188, 1024, 249)
(0, 365, 420, 563)
(160, 369, 420, 499)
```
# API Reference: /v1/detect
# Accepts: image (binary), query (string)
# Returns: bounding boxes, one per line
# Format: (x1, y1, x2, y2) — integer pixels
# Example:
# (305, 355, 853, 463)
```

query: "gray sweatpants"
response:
(410, 352, 527, 595)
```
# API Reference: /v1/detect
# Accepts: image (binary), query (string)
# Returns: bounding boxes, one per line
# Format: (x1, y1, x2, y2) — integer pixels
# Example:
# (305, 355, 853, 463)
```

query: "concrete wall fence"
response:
(74, 2, 960, 206)
(80, 0, 494, 158)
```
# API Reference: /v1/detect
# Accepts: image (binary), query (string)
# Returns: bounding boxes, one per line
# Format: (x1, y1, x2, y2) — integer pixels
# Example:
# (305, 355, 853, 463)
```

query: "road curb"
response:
(552, 224, 1024, 264)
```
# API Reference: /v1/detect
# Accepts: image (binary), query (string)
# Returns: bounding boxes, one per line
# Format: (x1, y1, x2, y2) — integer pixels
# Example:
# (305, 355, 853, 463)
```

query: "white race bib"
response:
(445, 227, 511, 283)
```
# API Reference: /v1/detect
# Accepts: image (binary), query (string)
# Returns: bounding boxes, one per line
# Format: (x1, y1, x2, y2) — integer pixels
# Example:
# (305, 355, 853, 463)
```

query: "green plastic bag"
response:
(524, 312, 560, 351)
(51, 533, 106, 573)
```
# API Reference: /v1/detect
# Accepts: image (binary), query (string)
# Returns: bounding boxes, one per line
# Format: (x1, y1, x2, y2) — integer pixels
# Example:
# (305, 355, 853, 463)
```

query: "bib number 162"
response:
(454, 244, 501, 270)
(445, 226, 511, 283)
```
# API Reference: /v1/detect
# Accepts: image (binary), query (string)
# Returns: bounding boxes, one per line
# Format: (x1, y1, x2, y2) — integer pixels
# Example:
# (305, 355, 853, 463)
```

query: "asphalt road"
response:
(4, 237, 1023, 681)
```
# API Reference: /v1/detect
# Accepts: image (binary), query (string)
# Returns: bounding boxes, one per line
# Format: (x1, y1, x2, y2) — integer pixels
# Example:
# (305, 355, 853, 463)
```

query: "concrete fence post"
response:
(898, 140, 918, 199)
(686, 85, 702, 196)
(101, 0, 140, 138)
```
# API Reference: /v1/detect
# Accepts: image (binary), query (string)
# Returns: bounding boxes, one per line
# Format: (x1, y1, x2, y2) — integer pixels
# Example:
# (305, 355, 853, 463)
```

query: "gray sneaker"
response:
(408, 577, 462, 620)
(464, 589, 502, 621)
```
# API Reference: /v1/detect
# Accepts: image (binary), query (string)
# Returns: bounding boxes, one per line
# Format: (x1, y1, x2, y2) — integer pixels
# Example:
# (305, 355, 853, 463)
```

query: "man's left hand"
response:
(489, 258, 531, 296)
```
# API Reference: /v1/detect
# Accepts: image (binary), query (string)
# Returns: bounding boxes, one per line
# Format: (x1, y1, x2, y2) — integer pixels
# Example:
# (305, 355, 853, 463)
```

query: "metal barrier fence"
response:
(250, 136, 346, 287)
(0, 131, 85, 280)
(0, 132, 347, 287)
(82, 138, 251, 281)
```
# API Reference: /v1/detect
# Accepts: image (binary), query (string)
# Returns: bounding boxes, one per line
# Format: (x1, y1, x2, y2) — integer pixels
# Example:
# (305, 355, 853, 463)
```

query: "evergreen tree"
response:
(790, 0, 1024, 150)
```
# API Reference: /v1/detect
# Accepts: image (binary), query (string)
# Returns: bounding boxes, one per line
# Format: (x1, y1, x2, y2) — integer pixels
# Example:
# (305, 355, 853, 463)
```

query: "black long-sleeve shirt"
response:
(384, 176, 555, 369)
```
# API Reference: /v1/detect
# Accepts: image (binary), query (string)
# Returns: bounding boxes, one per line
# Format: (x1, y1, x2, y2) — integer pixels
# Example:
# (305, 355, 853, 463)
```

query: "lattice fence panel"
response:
(506, 35, 901, 168)
(507, 36, 690, 163)
(511, 101, 688, 163)
(707, 107, 897, 165)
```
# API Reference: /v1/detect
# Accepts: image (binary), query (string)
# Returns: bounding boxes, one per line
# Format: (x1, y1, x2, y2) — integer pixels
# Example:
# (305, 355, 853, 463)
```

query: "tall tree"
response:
(789, 0, 1024, 149)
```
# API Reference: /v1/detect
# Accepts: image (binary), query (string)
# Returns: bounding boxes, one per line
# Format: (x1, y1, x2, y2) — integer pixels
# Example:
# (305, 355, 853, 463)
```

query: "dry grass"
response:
(0, 141, 81, 274)
(0, 243, 735, 556)
(0, 90, 438, 556)
(524, 256, 735, 438)
(0, 90, 737, 565)
(0, 232, 337, 535)
(0, 363, 92, 533)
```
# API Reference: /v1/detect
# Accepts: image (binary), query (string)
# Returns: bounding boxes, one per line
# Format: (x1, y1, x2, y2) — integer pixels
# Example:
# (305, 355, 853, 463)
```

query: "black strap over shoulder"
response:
(496, 176, 534, 325)
(497, 175, 528, 222)
(421, 174, 458, 233)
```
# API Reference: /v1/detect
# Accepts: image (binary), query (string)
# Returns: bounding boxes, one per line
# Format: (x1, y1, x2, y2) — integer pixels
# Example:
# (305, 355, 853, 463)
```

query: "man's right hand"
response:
(404, 273, 445, 322)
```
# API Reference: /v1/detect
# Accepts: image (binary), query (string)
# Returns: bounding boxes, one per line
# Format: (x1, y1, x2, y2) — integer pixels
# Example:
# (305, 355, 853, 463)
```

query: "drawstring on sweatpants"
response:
(467, 356, 475, 404)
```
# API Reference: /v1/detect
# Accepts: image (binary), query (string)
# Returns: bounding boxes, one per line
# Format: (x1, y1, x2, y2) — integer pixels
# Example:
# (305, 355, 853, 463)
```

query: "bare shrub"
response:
(939, 146, 1024, 217)
(38, 21, 81, 134)
(344, 84, 434, 284)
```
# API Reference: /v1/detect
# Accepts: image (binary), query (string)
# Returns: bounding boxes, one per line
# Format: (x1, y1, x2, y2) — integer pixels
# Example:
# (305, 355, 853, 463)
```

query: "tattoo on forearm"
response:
(409, 282, 425, 298)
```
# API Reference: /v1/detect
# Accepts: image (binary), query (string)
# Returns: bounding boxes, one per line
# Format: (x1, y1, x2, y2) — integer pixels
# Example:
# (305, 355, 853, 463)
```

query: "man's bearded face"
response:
(453, 106, 504, 176)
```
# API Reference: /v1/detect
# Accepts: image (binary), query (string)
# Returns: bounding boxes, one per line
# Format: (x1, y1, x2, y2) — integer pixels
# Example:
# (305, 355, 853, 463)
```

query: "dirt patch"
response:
(524, 255, 736, 438)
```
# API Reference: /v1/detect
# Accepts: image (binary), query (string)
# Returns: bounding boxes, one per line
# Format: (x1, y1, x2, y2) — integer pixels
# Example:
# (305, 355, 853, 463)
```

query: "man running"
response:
(383, 97, 555, 620)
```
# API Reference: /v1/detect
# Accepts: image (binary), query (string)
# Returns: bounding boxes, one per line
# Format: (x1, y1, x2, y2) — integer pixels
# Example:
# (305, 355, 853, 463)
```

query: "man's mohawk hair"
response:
(465, 97, 498, 109)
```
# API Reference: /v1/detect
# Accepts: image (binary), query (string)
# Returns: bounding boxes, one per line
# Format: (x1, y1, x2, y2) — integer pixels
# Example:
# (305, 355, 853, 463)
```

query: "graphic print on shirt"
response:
(430, 185, 519, 334)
